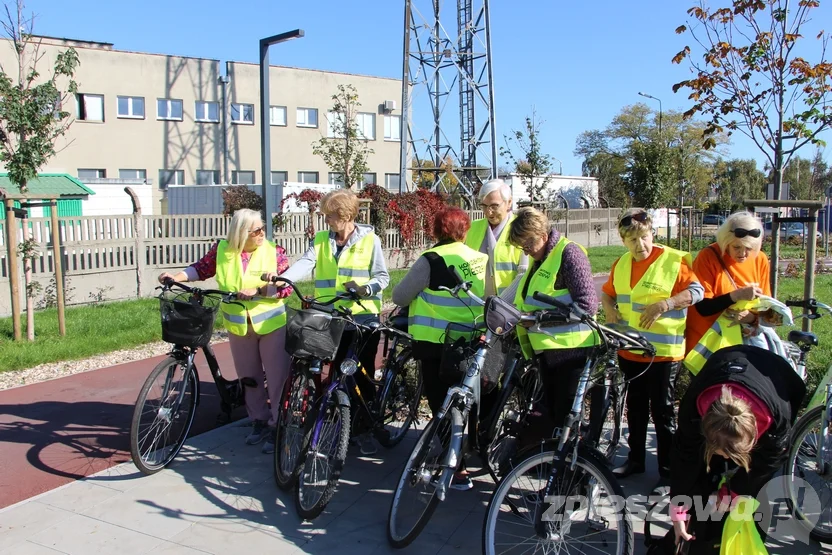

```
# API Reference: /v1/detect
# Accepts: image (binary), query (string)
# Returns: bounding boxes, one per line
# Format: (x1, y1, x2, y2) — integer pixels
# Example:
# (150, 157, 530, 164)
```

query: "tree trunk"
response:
(22, 214, 34, 341)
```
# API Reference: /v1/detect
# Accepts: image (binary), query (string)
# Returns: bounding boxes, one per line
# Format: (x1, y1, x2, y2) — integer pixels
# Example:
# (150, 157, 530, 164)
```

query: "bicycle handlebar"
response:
(262, 275, 368, 316)
(160, 279, 241, 302)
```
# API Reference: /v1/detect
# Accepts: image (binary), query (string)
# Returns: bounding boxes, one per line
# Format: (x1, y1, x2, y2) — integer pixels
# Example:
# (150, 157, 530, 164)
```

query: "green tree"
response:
(673, 0, 832, 221)
(312, 84, 373, 190)
(783, 151, 831, 200)
(711, 158, 767, 212)
(627, 141, 675, 208)
(500, 108, 555, 203)
(0, 0, 80, 193)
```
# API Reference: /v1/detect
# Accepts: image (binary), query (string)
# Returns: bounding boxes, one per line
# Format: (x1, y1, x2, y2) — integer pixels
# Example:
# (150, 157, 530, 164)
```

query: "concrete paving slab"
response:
(26, 513, 166, 555)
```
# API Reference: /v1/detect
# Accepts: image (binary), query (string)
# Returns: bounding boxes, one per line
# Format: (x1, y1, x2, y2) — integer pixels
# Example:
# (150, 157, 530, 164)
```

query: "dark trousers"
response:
(619, 357, 680, 475)
(333, 328, 379, 406)
(413, 341, 447, 416)
(539, 354, 587, 437)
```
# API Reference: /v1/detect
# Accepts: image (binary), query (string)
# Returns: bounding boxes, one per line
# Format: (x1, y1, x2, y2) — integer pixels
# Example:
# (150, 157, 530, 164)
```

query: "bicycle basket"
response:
(285, 306, 347, 361)
(484, 296, 521, 336)
(159, 291, 220, 347)
(439, 322, 484, 384)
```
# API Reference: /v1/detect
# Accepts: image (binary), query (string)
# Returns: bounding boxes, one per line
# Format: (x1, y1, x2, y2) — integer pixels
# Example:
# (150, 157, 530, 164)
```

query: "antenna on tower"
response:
(398, 0, 497, 206)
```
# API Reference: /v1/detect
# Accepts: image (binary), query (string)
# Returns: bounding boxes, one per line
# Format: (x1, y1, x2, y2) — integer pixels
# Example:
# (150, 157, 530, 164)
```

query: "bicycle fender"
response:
(334, 388, 351, 408)
(808, 363, 832, 409)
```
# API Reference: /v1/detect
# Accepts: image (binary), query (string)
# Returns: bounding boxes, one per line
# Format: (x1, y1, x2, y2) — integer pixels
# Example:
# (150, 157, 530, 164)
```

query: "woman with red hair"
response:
(392, 206, 488, 490)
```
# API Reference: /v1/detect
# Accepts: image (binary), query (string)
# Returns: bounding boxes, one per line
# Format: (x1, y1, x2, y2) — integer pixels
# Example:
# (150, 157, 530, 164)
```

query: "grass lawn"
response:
(0, 270, 409, 373)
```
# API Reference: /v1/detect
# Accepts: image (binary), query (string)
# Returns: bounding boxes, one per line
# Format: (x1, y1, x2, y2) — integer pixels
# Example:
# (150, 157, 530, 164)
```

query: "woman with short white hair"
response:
(684, 211, 774, 375)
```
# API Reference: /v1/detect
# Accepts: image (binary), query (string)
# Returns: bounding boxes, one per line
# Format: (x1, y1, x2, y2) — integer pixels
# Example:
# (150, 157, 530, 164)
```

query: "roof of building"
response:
(0, 174, 95, 199)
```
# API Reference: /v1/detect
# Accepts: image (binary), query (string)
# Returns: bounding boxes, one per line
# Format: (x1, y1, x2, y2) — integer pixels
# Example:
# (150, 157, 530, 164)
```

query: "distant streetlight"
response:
(638, 91, 663, 140)
(260, 29, 305, 225)
(552, 156, 563, 175)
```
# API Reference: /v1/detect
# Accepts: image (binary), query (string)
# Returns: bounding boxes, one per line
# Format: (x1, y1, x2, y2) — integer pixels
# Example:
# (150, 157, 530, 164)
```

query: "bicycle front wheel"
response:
(274, 365, 316, 491)
(483, 444, 634, 555)
(387, 406, 464, 548)
(130, 356, 198, 475)
(377, 352, 424, 448)
(785, 405, 832, 542)
(295, 389, 351, 521)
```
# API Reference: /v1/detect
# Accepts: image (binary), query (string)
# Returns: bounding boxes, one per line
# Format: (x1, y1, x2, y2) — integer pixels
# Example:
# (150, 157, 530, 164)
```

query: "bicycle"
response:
(780, 298, 832, 542)
(129, 279, 257, 475)
(482, 293, 657, 555)
(267, 277, 423, 521)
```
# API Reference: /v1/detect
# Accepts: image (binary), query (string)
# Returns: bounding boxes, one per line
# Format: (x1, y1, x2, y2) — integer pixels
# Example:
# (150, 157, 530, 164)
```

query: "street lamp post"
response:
(260, 29, 304, 225)
(638, 91, 662, 141)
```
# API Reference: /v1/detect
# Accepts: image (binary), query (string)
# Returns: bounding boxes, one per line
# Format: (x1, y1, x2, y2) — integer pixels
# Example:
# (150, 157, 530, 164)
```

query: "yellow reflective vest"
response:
(720, 497, 768, 555)
(215, 240, 287, 336)
(408, 242, 488, 344)
(464, 216, 524, 296)
(313, 230, 381, 315)
(683, 298, 762, 375)
(612, 246, 690, 360)
(514, 236, 598, 359)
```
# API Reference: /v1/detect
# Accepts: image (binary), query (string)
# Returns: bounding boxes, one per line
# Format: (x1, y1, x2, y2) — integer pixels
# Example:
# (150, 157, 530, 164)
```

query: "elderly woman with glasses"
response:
(158, 208, 292, 454)
(683, 212, 774, 376)
(600, 208, 703, 485)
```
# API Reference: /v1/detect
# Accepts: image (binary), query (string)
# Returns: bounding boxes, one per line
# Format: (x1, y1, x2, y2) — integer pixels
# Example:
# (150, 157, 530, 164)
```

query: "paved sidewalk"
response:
(1, 420, 824, 555)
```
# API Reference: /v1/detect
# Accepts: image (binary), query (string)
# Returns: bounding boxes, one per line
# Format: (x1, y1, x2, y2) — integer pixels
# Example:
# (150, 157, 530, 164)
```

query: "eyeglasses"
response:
(732, 227, 761, 239)
(480, 202, 504, 212)
(248, 226, 266, 236)
(619, 212, 649, 228)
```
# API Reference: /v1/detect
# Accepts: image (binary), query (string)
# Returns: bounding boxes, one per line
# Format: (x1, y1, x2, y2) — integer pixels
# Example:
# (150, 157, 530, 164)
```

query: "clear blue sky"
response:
(25, 0, 831, 176)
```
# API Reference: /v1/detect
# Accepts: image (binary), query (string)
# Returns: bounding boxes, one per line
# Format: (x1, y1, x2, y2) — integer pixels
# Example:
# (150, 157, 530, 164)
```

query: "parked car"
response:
(702, 214, 726, 226)
(763, 221, 823, 241)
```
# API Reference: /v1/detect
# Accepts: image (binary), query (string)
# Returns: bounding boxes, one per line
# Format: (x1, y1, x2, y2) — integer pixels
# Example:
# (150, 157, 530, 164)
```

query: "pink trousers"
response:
(228, 325, 291, 427)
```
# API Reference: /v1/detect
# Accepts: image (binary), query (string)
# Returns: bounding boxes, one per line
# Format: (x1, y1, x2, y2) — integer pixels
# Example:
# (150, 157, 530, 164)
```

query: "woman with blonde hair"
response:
(276, 188, 389, 455)
(684, 212, 774, 375)
(158, 208, 292, 454)
(661, 345, 804, 553)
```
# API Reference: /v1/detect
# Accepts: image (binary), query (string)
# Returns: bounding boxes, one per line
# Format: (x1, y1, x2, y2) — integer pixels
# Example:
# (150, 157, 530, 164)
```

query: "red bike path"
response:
(0, 276, 609, 510)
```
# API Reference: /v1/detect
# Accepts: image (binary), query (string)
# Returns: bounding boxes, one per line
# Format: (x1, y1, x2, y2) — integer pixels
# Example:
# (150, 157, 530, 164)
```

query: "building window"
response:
(231, 103, 254, 124)
(326, 111, 345, 138)
(328, 172, 345, 186)
(118, 169, 146, 180)
(270, 106, 287, 126)
(78, 168, 106, 180)
(159, 169, 184, 188)
(297, 107, 318, 128)
(363, 173, 376, 187)
(298, 171, 319, 184)
(384, 115, 401, 141)
(271, 171, 288, 185)
(157, 99, 183, 121)
(357, 112, 376, 140)
(231, 171, 255, 184)
(385, 173, 401, 191)
(196, 170, 220, 185)
(195, 101, 219, 123)
(117, 96, 144, 119)
(76, 93, 104, 122)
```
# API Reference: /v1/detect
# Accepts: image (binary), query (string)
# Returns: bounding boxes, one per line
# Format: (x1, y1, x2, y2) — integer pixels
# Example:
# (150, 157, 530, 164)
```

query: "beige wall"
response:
(225, 62, 403, 189)
(0, 37, 404, 215)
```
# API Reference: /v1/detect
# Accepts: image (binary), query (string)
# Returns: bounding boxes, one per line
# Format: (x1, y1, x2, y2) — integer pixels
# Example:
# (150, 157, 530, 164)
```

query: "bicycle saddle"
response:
(390, 315, 408, 332)
(787, 330, 818, 348)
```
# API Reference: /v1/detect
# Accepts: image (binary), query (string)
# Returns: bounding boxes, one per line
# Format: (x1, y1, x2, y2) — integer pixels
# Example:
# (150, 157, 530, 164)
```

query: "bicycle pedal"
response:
(588, 516, 609, 532)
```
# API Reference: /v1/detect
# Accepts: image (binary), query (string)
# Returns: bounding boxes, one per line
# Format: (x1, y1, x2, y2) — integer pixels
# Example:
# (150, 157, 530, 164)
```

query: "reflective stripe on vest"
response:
(215, 240, 287, 336)
(612, 246, 690, 359)
(464, 217, 524, 295)
(408, 242, 488, 344)
(313, 230, 382, 315)
(514, 236, 598, 358)
(683, 298, 760, 375)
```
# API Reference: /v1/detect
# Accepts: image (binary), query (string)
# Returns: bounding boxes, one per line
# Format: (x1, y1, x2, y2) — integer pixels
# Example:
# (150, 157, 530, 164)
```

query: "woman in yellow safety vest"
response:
(392, 206, 488, 490)
(684, 212, 775, 376)
(158, 208, 292, 455)
(508, 207, 599, 438)
(275, 189, 389, 456)
(600, 208, 703, 486)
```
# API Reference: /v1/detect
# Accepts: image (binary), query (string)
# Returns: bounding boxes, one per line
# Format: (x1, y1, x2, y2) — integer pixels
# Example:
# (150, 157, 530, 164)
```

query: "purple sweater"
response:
(526, 229, 598, 365)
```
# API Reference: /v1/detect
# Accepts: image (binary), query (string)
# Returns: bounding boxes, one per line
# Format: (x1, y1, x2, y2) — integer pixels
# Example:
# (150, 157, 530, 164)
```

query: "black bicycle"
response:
(267, 277, 423, 520)
(129, 279, 255, 475)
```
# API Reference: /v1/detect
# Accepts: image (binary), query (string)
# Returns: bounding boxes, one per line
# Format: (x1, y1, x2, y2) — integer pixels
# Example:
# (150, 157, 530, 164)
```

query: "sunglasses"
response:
(248, 226, 266, 236)
(619, 212, 649, 228)
(732, 227, 761, 238)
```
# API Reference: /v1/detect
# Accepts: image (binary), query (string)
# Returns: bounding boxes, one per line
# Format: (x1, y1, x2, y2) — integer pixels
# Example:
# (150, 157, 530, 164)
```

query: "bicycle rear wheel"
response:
(377, 352, 423, 448)
(274, 364, 316, 491)
(481, 376, 527, 478)
(785, 405, 832, 542)
(387, 406, 464, 548)
(130, 356, 198, 475)
(596, 377, 626, 464)
(483, 443, 633, 555)
(295, 389, 351, 521)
